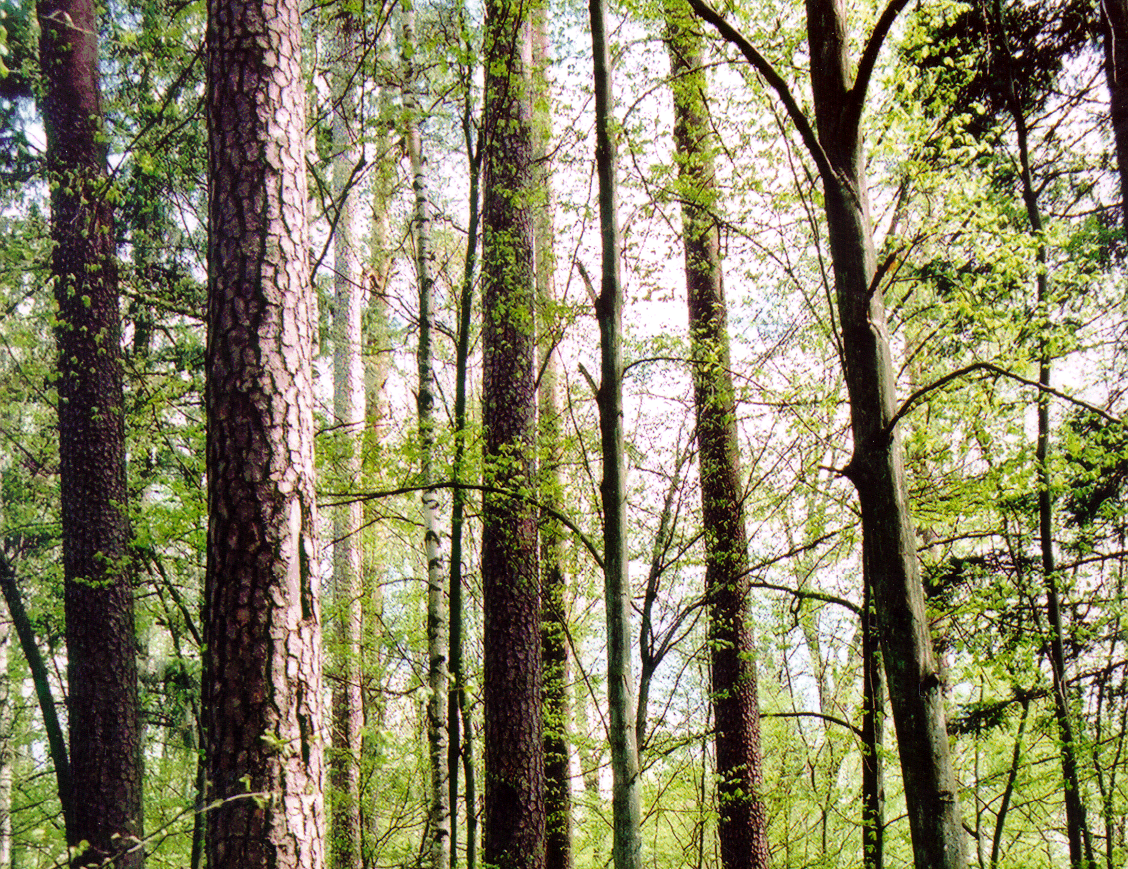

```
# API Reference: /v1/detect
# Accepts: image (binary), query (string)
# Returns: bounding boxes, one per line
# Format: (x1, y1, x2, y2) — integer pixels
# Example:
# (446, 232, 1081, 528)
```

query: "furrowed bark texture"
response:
(481, 0, 545, 866)
(404, 5, 452, 866)
(330, 11, 364, 869)
(665, 8, 769, 867)
(1103, 0, 1128, 233)
(204, 0, 325, 864)
(806, 0, 965, 864)
(590, 0, 644, 867)
(38, 0, 144, 862)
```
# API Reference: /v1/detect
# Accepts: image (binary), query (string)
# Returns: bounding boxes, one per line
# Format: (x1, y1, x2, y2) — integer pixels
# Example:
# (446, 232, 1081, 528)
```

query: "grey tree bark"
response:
(329, 10, 365, 869)
(37, 0, 144, 862)
(589, 1, 643, 868)
(403, 6, 452, 867)
(664, 7, 769, 866)
(204, 0, 325, 863)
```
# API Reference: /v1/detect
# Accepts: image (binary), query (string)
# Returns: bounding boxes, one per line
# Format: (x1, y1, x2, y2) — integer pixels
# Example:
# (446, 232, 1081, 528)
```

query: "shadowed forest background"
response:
(1, 0, 1128, 866)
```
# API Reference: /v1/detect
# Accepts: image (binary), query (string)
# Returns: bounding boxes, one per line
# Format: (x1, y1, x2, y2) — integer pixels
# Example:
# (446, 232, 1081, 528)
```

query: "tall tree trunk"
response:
(37, 1, 144, 863)
(481, 0, 545, 866)
(448, 33, 482, 866)
(204, 0, 325, 863)
(330, 10, 365, 869)
(986, 4, 1094, 861)
(664, 7, 769, 867)
(1103, 0, 1128, 234)
(0, 616, 9, 869)
(590, 1, 643, 868)
(404, 6, 452, 868)
(532, 12, 572, 867)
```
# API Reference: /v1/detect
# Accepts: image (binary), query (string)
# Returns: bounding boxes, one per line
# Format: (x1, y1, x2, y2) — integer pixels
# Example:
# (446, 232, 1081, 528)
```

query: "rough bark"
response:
(204, 0, 325, 864)
(1103, 0, 1128, 233)
(861, 569, 885, 869)
(329, 10, 365, 869)
(664, 7, 769, 867)
(404, 6, 452, 867)
(590, 1, 643, 867)
(481, 0, 545, 865)
(37, 0, 144, 862)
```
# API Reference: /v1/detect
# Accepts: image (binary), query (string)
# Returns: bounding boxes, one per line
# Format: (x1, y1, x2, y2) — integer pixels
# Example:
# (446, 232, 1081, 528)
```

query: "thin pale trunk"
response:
(590, 2, 643, 868)
(330, 13, 365, 869)
(665, 6, 768, 865)
(531, 13, 572, 869)
(481, 0, 545, 864)
(38, 0, 144, 862)
(404, 6, 452, 867)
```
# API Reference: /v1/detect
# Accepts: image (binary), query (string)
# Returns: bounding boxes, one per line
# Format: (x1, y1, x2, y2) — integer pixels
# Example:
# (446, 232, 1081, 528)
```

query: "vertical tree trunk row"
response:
(204, 0, 325, 863)
(664, 6, 769, 867)
(37, 0, 144, 863)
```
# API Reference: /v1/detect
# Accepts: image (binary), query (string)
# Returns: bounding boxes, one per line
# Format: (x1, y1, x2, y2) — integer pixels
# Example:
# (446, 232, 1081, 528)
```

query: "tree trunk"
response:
(204, 0, 324, 863)
(861, 568, 885, 869)
(531, 12, 572, 869)
(404, 6, 452, 867)
(37, 1, 144, 862)
(330, 10, 365, 869)
(481, 0, 545, 866)
(0, 617, 9, 869)
(665, 7, 769, 867)
(1103, 0, 1128, 234)
(590, 1, 643, 868)
(804, 1, 966, 865)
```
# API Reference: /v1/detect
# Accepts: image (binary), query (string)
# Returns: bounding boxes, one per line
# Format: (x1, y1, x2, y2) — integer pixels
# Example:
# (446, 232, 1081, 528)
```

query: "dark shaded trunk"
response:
(37, 1, 144, 863)
(590, 0, 643, 866)
(481, 0, 545, 865)
(204, 0, 324, 863)
(1103, 0, 1128, 233)
(664, 6, 768, 867)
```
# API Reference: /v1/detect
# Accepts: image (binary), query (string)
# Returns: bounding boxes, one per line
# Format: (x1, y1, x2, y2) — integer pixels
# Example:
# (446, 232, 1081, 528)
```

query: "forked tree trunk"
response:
(204, 0, 325, 863)
(664, 7, 769, 867)
(37, 1, 144, 863)
(481, 0, 545, 865)
(590, 1, 644, 867)
(330, 10, 365, 869)
(404, 6, 452, 867)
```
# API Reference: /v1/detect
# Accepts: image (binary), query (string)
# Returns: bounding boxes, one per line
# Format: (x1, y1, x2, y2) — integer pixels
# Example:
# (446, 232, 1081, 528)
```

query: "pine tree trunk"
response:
(330, 11, 365, 869)
(590, 1, 643, 867)
(665, 7, 769, 866)
(481, 0, 545, 865)
(204, 0, 324, 863)
(37, 1, 144, 863)
(404, 6, 452, 867)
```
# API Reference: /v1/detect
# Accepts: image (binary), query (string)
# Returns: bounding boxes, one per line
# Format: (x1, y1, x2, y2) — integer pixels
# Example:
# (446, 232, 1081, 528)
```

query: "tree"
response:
(203, 0, 324, 863)
(664, 6, 769, 866)
(328, 8, 365, 869)
(685, 0, 968, 865)
(1103, 0, 1128, 232)
(480, 0, 545, 866)
(37, 0, 145, 862)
